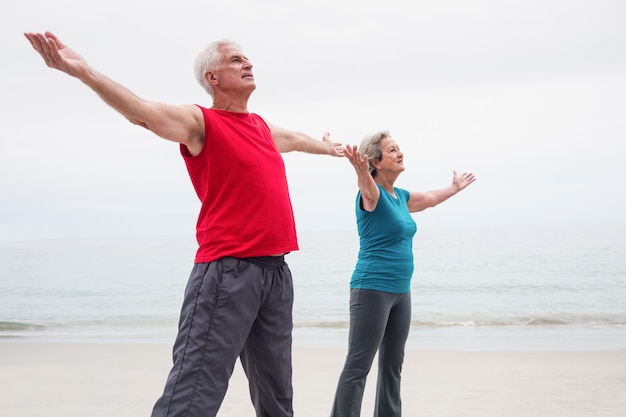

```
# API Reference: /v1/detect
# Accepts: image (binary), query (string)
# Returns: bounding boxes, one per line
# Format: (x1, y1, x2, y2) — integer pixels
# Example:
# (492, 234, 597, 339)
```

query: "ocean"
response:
(1, 223, 625, 350)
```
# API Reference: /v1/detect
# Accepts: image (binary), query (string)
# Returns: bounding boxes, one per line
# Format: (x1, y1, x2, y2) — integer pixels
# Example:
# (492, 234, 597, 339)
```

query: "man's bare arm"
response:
(24, 31, 204, 155)
(267, 122, 344, 157)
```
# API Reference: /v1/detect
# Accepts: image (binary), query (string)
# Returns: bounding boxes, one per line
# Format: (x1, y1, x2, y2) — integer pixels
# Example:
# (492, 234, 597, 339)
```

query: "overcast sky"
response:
(1, 0, 625, 242)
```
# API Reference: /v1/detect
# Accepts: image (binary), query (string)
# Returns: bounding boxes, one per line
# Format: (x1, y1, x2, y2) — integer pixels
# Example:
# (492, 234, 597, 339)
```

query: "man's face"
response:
(209, 44, 256, 94)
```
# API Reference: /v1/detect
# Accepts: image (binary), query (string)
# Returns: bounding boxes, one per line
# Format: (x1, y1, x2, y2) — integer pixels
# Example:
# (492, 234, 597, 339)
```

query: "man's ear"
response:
(206, 71, 218, 84)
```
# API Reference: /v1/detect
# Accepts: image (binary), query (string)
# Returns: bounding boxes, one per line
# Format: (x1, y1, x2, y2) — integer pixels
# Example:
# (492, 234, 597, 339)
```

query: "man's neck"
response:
(211, 93, 251, 113)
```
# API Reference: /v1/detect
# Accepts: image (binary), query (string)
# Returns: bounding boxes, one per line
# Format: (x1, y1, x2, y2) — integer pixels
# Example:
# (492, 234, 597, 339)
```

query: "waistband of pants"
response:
(238, 254, 286, 269)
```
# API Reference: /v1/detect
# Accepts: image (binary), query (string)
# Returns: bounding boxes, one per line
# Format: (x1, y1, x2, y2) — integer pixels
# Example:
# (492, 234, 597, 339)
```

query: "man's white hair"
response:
(194, 39, 241, 97)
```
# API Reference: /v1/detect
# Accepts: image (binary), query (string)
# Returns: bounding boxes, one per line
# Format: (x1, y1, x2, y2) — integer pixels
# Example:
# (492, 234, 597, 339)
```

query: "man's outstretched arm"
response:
(24, 31, 204, 155)
(267, 122, 344, 157)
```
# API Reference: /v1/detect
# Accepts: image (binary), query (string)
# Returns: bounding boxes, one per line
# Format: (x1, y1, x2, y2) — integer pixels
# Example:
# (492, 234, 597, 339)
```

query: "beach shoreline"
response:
(1, 339, 625, 417)
(4, 322, 626, 351)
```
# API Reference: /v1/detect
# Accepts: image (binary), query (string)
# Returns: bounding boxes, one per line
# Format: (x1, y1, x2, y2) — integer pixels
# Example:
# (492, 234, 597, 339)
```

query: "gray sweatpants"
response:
(331, 288, 411, 417)
(151, 256, 294, 417)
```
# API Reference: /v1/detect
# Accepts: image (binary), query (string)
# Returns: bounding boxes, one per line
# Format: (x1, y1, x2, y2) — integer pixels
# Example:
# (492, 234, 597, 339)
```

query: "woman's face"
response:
(375, 136, 405, 174)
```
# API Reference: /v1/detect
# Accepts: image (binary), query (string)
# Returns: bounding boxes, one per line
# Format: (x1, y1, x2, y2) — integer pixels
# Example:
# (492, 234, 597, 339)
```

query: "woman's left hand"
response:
(452, 171, 476, 191)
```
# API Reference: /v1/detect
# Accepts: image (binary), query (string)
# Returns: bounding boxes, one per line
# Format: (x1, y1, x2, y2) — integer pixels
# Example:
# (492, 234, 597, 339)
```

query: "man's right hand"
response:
(24, 31, 88, 78)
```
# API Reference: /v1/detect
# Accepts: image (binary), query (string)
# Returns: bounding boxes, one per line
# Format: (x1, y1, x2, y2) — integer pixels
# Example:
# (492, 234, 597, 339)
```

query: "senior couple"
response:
(24, 31, 475, 417)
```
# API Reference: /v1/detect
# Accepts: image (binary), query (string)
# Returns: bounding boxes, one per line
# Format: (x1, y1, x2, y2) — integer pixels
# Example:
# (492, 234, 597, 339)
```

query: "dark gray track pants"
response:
(151, 256, 294, 417)
(331, 288, 411, 417)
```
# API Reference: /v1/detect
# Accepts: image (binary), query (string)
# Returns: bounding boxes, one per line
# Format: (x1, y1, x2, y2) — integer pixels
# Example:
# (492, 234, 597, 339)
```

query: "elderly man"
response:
(24, 31, 343, 417)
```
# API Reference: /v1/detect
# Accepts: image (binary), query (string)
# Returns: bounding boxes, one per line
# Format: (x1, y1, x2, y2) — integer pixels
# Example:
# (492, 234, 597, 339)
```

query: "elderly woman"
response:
(330, 131, 476, 417)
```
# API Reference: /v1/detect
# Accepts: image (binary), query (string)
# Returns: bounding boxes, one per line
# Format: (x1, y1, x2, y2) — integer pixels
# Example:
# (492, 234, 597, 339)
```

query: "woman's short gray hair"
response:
(359, 130, 390, 178)
(194, 39, 241, 97)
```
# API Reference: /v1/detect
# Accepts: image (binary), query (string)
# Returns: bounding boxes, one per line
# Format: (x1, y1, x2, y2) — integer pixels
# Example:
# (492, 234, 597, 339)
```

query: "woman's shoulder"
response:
(394, 187, 410, 201)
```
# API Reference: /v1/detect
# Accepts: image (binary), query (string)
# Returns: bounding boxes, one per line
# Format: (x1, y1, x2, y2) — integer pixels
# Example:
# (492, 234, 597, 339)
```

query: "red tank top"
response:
(181, 107, 298, 262)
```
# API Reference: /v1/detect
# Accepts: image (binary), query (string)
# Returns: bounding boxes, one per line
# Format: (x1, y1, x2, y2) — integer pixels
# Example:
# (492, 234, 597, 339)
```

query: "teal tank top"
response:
(350, 184, 417, 293)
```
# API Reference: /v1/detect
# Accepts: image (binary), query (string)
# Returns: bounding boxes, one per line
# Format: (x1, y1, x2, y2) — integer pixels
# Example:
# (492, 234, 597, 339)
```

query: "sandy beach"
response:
(1, 340, 625, 417)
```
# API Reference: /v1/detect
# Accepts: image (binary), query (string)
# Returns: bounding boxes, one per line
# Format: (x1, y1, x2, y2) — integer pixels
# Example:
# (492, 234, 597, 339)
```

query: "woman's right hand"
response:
(345, 145, 370, 176)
